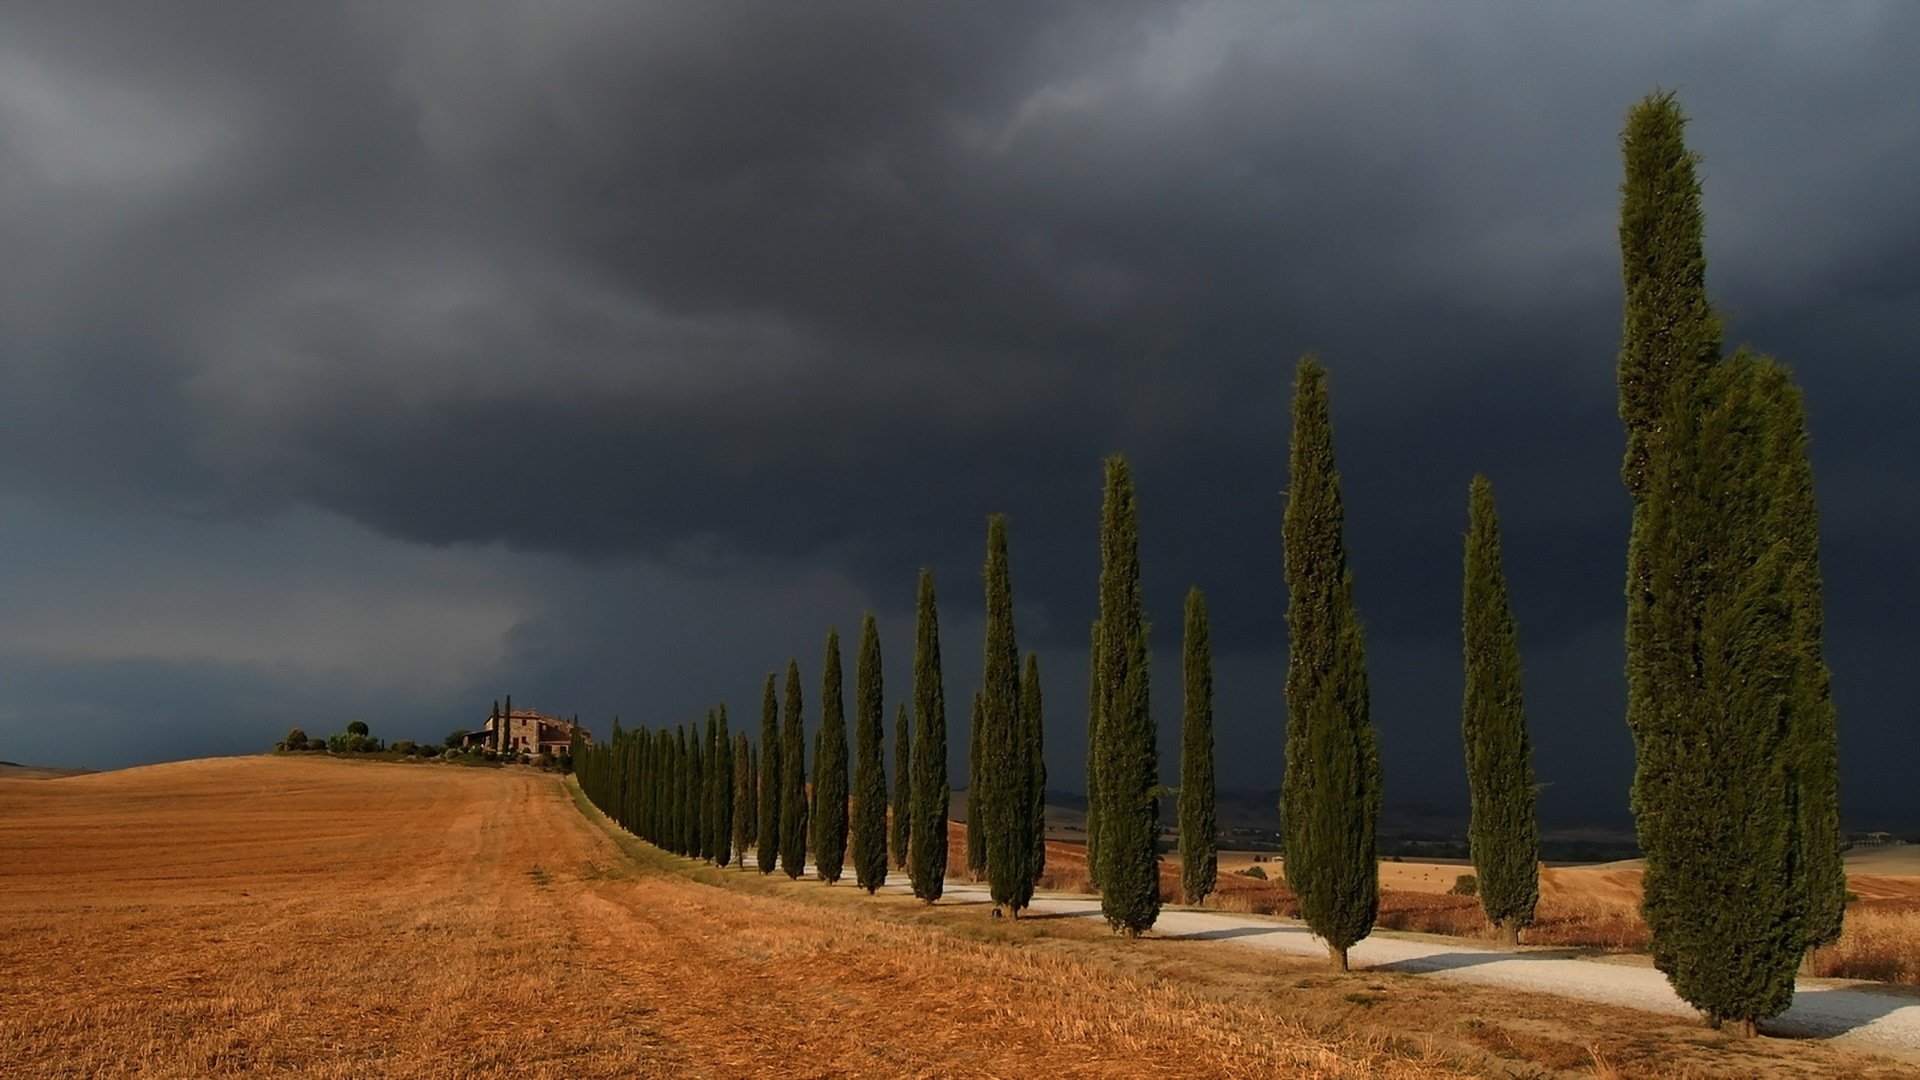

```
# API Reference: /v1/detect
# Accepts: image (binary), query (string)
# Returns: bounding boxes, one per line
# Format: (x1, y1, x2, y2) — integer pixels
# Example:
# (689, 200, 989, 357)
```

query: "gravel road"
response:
(894, 872, 1920, 1063)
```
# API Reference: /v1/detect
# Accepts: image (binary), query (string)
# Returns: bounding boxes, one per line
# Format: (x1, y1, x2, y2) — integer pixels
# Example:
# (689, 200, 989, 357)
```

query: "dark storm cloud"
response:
(1, 3, 1915, 825)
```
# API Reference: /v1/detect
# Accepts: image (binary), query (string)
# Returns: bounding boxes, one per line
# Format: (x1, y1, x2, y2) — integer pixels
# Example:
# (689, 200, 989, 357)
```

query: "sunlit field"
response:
(2, 757, 1912, 1078)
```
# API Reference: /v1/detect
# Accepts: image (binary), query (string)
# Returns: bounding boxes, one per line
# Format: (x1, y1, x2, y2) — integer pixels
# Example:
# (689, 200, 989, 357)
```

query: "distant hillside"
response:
(0, 761, 95, 780)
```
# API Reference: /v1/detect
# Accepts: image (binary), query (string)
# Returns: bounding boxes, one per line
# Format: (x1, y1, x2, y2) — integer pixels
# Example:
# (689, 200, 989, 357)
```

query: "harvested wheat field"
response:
(3, 757, 1914, 1079)
(0, 756, 1468, 1078)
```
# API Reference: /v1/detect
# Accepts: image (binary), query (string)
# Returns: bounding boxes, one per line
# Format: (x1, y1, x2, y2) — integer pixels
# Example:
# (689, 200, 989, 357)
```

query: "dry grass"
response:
(0, 757, 1468, 1079)
(1207, 855, 1919, 979)
(1811, 906, 1920, 984)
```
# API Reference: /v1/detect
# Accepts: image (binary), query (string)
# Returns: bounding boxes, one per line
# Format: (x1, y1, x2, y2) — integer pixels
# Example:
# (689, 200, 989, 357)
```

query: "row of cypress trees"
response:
(572, 521, 1054, 916)
(565, 456, 1229, 944)
(574, 707, 740, 867)
(574, 91, 1842, 1032)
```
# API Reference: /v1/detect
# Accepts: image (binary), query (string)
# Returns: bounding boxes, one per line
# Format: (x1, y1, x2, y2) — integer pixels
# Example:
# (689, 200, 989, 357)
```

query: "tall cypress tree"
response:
(1280, 355, 1380, 972)
(852, 614, 890, 894)
(1638, 352, 1805, 1031)
(1179, 586, 1218, 907)
(892, 702, 913, 871)
(713, 706, 734, 869)
(780, 659, 809, 879)
(909, 568, 950, 902)
(757, 674, 782, 875)
(1617, 93, 1842, 1029)
(965, 691, 988, 881)
(1084, 619, 1104, 893)
(687, 719, 706, 858)
(981, 514, 1033, 914)
(1021, 651, 1046, 907)
(813, 631, 850, 884)
(744, 740, 760, 865)
(1462, 476, 1539, 945)
(1618, 88, 1722, 970)
(672, 724, 690, 856)
(1094, 455, 1159, 936)
(732, 731, 753, 868)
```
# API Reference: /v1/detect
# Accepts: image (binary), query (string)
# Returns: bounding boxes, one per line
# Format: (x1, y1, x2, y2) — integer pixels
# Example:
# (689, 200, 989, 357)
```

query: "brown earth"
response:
(0, 757, 1469, 1078)
(4, 757, 1913, 1078)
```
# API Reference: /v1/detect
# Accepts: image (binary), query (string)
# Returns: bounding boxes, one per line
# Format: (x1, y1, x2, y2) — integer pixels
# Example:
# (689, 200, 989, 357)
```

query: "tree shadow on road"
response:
(1767, 985, 1920, 1039)
(1171, 925, 1308, 943)
(1370, 947, 1594, 974)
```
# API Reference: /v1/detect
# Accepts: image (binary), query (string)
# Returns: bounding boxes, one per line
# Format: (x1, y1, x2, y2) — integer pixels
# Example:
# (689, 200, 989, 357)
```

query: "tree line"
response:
(573, 91, 1842, 1034)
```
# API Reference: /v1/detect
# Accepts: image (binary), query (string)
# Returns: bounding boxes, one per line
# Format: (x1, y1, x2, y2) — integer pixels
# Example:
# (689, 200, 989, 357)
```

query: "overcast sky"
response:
(1, 2, 1914, 829)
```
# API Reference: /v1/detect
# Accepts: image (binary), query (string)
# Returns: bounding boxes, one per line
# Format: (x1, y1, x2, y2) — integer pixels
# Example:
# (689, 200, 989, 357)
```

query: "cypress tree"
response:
(673, 724, 690, 856)
(1461, 476, 1538, 945)
(1084, 619, 1104, 893)
(1094, 455, 1159, 936)
(1615, 93, 1842, 1028)
(1771, 373, 1845, 959)
(981, 514, 1033, 914)
(491, 700, 501, 754)
(713, 706, 734, 869)
(892, 702, 912, 871)
(780, 660, 809, 879)
(1280, 355, 1380, 972)
(965, 691, 987, 881)
(1179, 586, 1218, 908)
(1021, 651, 1046, 907)
(909, 568, 950, 902)
(1637, 351, 1804, 1031)
(632, 733, 646, 834)
(655, 729, 672, 847)
(757, 674, 782, 875)
(566, 716, 583, 774)
(687, 719, 705, 857)
(1618, 88, 1721, 974)
(852, 614, 890, 893)
(813, 631, 850, 884)
(732, 731, 754, 868)
(746, 742, 760, 860)
(504, 694, 513, 755)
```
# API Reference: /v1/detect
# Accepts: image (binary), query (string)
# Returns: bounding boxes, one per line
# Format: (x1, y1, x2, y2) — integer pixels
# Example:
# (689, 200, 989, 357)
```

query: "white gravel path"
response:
(812, 864, 1920, 1063)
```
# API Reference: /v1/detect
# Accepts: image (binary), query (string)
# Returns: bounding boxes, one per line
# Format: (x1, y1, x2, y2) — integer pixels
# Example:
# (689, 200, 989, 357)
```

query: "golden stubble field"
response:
(2, 756, 1913, 1079)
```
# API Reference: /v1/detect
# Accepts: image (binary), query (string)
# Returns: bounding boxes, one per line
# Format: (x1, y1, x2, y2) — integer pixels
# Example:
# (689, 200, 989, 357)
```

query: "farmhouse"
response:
(461, 710, 588, 758)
